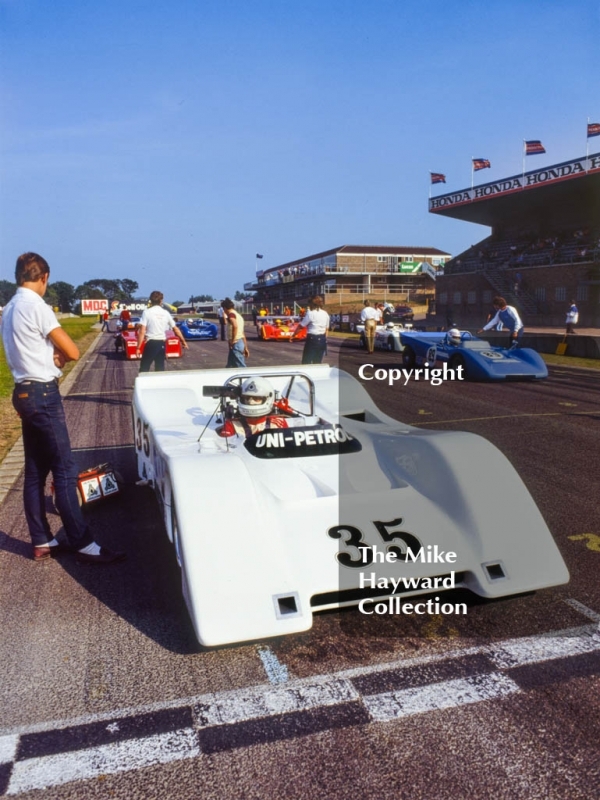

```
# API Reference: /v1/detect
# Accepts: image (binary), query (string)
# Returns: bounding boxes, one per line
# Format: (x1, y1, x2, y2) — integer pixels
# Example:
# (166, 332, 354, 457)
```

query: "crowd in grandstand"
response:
(446, 226, 600, 276)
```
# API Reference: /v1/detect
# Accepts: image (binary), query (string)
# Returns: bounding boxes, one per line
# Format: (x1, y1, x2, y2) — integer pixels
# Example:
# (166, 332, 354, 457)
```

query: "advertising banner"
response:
(80, 298, 108, 315)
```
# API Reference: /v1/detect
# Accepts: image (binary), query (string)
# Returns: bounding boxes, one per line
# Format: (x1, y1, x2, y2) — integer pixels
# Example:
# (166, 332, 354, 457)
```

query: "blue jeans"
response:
(139, 339, 166, 372)
(226, 340, 246, 368)
(302, 334, 327, 364)
(12, 380, 93, 548)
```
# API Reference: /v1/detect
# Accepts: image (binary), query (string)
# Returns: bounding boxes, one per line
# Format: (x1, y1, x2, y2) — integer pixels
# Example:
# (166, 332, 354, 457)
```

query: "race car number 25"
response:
(328, 518, 422, 568)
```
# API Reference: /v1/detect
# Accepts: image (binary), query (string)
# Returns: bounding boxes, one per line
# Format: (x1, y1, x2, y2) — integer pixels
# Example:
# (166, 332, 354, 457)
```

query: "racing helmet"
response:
(386, 322, 395, 330)
(238, 377, 275, 418)
(447, 328, 462, 345)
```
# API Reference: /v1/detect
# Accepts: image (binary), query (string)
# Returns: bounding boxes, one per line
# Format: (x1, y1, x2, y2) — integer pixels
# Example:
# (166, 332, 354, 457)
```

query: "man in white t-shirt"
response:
(136, 291, 188, 371)
(360, 300, 381, 354)
(1, 252, 125, 563)
(293, 295, 330, 364)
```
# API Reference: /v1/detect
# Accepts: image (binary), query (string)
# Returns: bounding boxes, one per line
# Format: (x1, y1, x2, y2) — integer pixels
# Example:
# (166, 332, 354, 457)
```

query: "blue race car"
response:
(176, 319, 218, 340)
(399, 329, 548, 380)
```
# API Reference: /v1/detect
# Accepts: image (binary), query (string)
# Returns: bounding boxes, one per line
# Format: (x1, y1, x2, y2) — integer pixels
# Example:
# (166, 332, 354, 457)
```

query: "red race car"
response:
(117, 329, 183, 360)
(257, 316, 307, 341)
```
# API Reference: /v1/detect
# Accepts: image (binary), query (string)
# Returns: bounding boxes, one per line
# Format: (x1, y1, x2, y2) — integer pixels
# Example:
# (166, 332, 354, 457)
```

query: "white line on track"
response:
(0, 735, 18, 764)
(194, 677, 357, 727)
(2, 620, 600, 795)
(257, 646, 290, 684)
(6, 729, 199, 796)
(412, 409, 600, 426)
(364, 672, 519, 722)
(564, 598, 600, 622)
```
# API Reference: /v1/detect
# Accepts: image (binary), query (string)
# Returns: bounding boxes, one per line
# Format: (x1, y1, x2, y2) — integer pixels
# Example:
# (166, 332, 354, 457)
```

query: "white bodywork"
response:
(356, 322, 408, 351)
(133, 365, 569, 647)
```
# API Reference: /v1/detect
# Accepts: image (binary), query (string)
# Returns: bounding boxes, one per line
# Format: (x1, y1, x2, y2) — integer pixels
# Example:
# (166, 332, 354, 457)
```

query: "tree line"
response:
(0, 278, 140, 313)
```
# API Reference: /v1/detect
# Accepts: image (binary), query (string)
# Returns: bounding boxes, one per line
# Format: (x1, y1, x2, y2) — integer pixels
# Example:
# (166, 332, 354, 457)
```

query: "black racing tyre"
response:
(401, 345, 416, 368)
(449, 352, 467, 377)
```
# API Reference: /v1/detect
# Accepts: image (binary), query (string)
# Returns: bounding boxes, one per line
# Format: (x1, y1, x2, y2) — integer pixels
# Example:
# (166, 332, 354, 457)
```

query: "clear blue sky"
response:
(1, 0, 598, 303)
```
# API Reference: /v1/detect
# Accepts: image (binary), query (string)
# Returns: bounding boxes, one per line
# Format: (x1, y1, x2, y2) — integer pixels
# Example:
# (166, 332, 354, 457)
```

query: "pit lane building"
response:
(430, 151, 600, 327)
(244, 245, 451, 308)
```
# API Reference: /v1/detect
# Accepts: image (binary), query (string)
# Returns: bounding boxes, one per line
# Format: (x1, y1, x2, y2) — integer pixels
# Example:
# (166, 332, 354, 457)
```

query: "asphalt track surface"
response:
(0, 328, 599, 799)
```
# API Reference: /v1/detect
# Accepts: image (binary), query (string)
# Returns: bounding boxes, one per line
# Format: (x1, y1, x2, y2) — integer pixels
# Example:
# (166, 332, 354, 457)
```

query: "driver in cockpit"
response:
(217, 377, 290, 437)
(446, 328, 463, 346)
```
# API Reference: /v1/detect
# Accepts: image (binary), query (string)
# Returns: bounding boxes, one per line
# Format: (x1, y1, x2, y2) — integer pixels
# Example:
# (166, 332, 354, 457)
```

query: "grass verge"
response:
(0, 317, 99, 464)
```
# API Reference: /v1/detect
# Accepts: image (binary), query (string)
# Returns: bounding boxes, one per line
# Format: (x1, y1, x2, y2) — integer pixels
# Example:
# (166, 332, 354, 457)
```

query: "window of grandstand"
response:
(453, 291, 462, 304)
(535, 287, 546, 302)
(377, 256, 388, 263)
(576, 285, 588, 301)
(482, 290, 492, 304)
(467, 291, 476, 304)
(555, 287, 566, 301)
(439, 292, 448, 304)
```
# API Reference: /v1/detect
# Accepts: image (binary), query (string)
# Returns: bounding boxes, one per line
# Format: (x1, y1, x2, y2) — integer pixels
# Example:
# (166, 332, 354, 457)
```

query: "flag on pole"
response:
(472, 158, 491, 171)
(256, 253, 264, 259)
(525, 140, 546, 155)
(430, 172, 446, 184)
(587, 122, 600, 138)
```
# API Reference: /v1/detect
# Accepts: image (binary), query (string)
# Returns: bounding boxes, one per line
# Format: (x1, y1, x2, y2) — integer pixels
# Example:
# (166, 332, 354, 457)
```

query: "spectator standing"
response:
(222, 298, 249, 367)
(1, 252, 124, 563)
(101, 311, 110, 332)
(293, 295, 330, 364)
(479, 296, 524, 346)
(360, 300, 381, 354)
(565, 300, 579, 334)
(136, 291, 188, 371)
(217, 304, 226, 340)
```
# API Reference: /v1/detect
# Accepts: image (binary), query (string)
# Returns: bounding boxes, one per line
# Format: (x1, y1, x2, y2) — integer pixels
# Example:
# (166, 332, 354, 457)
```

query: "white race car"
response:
(356, 321, 408, 352)
(133, 365, 568, 646)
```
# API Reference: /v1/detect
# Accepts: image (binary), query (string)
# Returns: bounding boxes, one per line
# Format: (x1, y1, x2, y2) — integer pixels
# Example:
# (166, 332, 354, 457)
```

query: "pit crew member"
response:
(136, 290, 188, 371)
(222, 298, 249, 368)
(292, 295, 330, 364)
(479, 296, 524, 346)
(360, 300, 381, 354)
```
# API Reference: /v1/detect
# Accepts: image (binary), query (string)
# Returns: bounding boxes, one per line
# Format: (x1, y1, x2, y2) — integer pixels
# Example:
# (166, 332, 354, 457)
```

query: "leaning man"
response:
(1, 253, 125, 563)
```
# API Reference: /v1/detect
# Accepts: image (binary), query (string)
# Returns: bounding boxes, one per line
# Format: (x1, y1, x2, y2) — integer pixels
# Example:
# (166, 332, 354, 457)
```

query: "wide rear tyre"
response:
(449, 352, 467, 378)
(401, 345, 416, 368)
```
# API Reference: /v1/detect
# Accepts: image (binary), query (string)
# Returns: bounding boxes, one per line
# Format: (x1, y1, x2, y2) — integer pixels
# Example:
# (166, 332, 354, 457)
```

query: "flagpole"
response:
(522, 140, 525, 183)
(587, 117, 590, 164)
(471, 157, 474, 190)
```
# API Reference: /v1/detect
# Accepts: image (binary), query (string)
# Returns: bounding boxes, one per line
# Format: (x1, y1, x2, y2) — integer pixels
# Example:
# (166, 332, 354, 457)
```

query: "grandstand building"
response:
(430, 152, 600, 327)
(244, 245, 450, 308)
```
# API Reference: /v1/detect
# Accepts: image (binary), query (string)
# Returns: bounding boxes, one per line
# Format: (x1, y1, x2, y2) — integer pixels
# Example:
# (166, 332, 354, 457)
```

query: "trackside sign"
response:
(81, 299, 108, 315)
(429, 152, 600, 212)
